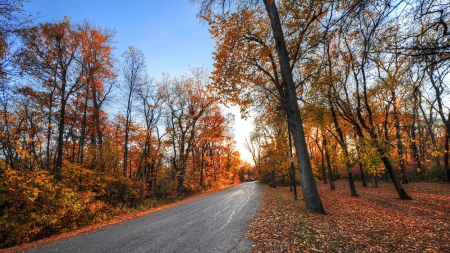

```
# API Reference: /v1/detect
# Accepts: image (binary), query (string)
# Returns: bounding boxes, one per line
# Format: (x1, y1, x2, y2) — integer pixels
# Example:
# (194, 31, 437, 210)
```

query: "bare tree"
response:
(120, 46, 146, 177)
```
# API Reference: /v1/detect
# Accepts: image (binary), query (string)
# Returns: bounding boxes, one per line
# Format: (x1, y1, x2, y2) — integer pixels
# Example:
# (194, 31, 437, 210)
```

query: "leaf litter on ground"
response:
(246, 180, 450, 253)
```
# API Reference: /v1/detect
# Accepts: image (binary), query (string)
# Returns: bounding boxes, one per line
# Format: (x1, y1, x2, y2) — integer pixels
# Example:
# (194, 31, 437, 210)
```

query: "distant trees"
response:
(0, 15, 242, 247)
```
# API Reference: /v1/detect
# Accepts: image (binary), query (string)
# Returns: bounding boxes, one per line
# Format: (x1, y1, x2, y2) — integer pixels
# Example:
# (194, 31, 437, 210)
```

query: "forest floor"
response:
(246, 180, 450, 252)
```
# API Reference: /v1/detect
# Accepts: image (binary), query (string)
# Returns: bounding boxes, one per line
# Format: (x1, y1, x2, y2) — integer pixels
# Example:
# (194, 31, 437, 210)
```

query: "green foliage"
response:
(357, 137, 393, 177)
(145, 197, 159, 208)
(155, 180, 177, 198)
(413, 165, 446, 182)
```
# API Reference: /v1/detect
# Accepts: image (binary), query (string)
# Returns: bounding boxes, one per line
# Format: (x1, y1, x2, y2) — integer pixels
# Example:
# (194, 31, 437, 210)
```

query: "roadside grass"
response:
(247, 180, 450, 252)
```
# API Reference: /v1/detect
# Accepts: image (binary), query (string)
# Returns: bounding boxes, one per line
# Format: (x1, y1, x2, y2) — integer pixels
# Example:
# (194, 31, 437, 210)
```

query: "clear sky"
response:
(23, 0, 254, 164)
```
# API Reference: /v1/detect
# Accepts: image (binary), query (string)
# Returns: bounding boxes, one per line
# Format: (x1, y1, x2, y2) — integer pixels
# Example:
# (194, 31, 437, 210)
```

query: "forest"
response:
(0, 2, 247, 248)
(1, 0, 450, 249)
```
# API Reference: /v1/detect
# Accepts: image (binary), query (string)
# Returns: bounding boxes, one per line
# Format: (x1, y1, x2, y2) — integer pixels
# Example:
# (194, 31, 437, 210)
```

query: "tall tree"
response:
(17, 17, 86, 179)
(120, 46, 146, 177)
(197, 0, 327, 213)
(77, 21, 115, 166)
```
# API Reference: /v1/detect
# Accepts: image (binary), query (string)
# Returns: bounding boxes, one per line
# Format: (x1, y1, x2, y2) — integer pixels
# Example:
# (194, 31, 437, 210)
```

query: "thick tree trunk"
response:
(347, 170, 358, 196)
(92, 89, 104, 153)
(381, 156, 411, 199)
(263, 0, 325, 214)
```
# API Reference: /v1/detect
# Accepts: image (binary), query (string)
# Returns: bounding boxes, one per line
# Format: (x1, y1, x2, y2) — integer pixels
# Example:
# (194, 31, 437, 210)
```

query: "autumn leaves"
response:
(199, 0, 450, 213)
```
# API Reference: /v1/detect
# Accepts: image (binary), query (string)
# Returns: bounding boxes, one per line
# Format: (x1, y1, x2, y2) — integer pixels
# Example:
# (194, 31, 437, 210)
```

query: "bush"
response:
(413, 165, 446, 182)
(0, 168, 119, 249)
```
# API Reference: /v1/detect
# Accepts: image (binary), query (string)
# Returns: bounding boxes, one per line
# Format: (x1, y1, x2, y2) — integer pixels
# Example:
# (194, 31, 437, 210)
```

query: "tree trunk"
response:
(46, 90, 55, 172)
(334, 165, 340, 180)
(371, 175, 378, 187)
(329, 93, 356, 196)
(78, 92, 88, 165)
(55, 92, 67, 181)
(419, 96, 440, 166)
(321, 149, 327, 184)
(445, 122, 450, 181)
(177, 168, 186, 197)
(409, 98, 422, 173)
(347, 170, 358, 196)
(381, 156, 411, 199)
(359, 162, 367, 187)
(289, 171, 293, 192)
(263, 0, 325, 214)
(123, 92, 133, 177)
(270, 170, 277, 188)
(200, 149, 205, 187)
(324, 138, 335, 190)
(392, 91, 408, 184)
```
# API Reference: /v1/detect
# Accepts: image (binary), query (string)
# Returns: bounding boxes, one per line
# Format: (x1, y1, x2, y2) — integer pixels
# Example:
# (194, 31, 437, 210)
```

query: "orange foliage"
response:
(248, 181, 450, 252)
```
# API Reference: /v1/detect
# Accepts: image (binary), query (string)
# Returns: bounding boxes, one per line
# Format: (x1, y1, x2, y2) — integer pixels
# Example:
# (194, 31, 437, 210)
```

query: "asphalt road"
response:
(22, 182, 261, 253)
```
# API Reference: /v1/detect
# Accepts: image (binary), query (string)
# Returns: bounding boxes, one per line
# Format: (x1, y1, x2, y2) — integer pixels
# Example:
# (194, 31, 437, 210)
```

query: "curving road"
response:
(22, 182, 261, 253)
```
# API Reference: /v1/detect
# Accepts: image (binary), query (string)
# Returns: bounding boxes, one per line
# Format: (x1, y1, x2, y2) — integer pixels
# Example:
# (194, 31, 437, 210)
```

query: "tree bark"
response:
(393, 91, 408, 184)
(381, 156, 411, 199)
(359, 162, 368, 187)
(321, 147, 328, 184)
(263, 0, 325, 214)
(347, 170, 358, 196)
(371, 175, 378, 187)
(324, 138, 335, 190)
(329, 93, 357, 196)
(55, 86, 67, 181)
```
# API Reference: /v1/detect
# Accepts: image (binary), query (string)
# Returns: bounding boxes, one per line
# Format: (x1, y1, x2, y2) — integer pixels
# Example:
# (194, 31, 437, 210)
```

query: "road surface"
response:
(22, 182, 261, 253)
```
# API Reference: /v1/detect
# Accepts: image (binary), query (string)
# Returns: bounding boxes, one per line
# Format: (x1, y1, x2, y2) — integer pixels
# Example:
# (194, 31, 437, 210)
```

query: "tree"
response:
(17, 17, 86, 179)
(136, 77, 163, 184)
(0, 0, 31, 78)
(197, 0, 327, 213)
(120, 46, 146, 177)
(327, 0, 412, 199)
(77, 21, 115, 167)
(161, 67, 214, 196)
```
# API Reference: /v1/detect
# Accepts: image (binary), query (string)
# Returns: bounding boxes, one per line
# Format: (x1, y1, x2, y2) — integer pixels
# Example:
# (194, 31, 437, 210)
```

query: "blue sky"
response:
(23, 0, 254, 163)
(24, 0, 214, 78)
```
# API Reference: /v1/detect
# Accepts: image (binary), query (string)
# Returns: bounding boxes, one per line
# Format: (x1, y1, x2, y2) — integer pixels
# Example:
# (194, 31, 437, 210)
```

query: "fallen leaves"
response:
(247, 181, 450, 252)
